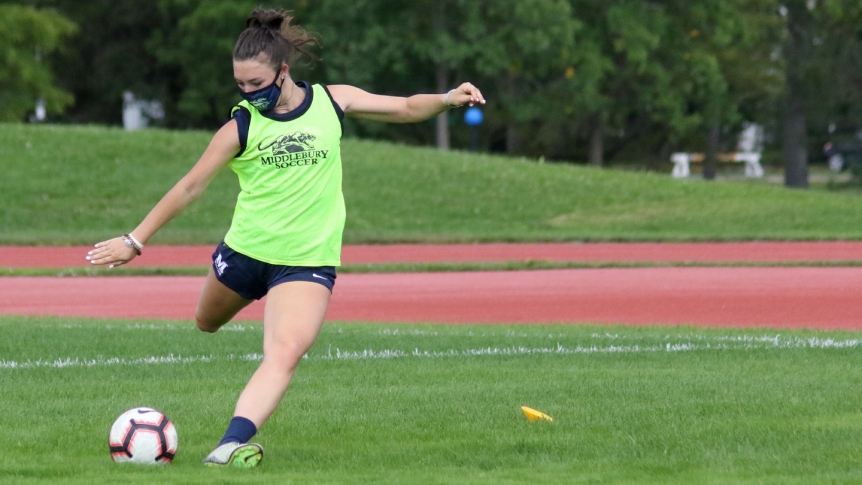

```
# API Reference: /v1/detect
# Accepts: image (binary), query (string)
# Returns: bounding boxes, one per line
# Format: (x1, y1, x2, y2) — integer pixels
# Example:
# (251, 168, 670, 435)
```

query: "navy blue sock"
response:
(219, 416, 258, 446)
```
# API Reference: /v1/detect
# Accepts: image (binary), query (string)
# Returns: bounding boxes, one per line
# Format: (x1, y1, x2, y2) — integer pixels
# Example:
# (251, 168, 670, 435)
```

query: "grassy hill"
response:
(2, 123, 861, 245)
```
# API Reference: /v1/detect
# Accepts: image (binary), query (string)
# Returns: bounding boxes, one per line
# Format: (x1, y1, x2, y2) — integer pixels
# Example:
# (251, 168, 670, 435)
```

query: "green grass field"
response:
(3, 123, 862, 245)
(4, 123, 862, 484)
(2, 316, 862, 484)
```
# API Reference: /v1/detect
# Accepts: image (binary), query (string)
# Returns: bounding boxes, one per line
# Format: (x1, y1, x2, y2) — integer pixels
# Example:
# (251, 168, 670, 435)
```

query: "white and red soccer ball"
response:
(109, 407, 178, 465)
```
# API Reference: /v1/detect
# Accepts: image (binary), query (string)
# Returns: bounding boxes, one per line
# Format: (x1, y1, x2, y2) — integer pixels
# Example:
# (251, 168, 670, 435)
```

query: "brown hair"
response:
(233, 9, 320, 70)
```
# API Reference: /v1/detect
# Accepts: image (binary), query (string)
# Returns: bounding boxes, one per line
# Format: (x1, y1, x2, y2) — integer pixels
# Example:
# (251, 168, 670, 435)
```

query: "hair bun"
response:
(247, 10, 284, 30)
(234, 8, 320, 68)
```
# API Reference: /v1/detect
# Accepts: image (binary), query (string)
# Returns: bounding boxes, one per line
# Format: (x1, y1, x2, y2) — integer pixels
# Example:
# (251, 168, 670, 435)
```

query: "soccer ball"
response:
(108, 407, 178, 465)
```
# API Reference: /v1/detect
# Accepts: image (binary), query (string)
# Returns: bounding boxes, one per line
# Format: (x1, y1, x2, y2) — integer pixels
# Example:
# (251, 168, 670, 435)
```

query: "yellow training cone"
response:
(521, 406, 553, 422)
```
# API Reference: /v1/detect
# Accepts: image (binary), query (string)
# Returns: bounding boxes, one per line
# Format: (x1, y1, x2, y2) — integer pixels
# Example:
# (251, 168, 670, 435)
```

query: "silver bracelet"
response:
(127, 233, 145, 250)
(122, 234, 143, 256)
(445, 89, 458, 108)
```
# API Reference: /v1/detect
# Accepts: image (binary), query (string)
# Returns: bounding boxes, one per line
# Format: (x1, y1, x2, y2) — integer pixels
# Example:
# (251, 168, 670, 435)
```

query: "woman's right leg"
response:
(204, 281, 329, 465)
(195, 267, 253, 333)
(232, 280, 331, 427)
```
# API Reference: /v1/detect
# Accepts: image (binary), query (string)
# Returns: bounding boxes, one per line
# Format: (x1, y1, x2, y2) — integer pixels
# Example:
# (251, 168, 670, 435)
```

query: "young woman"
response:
(86, 8, 485, 468)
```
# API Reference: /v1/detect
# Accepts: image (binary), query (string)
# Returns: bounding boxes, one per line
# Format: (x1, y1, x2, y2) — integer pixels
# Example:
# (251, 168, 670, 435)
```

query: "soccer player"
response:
(85, 8, 485, 468)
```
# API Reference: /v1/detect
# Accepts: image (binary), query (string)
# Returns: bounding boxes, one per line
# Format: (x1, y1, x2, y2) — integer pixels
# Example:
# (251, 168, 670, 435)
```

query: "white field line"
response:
(1, 335, 860, 370)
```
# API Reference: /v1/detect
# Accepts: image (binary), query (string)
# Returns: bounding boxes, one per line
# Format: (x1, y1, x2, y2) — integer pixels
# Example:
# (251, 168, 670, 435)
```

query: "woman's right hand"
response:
(86, 237, 139, 269)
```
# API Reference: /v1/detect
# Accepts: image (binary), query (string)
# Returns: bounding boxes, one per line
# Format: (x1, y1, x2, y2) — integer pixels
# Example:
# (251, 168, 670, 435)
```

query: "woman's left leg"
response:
(234, 280, 331, 427)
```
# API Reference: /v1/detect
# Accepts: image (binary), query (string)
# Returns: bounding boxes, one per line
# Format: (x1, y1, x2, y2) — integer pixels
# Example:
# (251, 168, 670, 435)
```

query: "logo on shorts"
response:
(214, 254, 228, 276)
(312, 273, 329, 281)
(257, 132, 329, 170)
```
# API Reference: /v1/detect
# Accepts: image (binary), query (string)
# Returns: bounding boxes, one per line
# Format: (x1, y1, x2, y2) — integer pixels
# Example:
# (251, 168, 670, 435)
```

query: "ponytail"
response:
(233, 9, 319, 70)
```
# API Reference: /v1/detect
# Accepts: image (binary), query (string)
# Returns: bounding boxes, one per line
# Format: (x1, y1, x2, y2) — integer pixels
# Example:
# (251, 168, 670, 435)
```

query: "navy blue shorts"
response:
(211, 241, 336, 300)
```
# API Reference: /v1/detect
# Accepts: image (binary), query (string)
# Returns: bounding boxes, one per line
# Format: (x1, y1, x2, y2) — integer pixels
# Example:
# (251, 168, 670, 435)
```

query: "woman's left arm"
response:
(328, 82, 485, 123)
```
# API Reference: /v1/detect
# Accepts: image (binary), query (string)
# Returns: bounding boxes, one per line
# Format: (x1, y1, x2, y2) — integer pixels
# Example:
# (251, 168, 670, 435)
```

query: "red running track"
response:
(2, 267, 860, 329)
(1, 242, 861, 268)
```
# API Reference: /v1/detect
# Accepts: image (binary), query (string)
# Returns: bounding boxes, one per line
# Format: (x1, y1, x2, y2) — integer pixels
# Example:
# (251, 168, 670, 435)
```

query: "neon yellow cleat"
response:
(202, 442, 264, 468)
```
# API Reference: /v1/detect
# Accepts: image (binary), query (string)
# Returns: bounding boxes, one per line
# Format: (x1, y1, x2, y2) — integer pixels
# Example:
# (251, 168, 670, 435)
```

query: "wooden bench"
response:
(671, 152, 764, 178)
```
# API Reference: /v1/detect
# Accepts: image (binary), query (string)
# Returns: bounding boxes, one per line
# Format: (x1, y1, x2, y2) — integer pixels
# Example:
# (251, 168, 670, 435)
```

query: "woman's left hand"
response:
(447, 83, 486, 108)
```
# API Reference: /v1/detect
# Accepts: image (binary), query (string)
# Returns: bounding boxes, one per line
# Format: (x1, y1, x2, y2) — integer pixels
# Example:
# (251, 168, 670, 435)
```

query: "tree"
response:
(309, 1, 491, 150)
(782, 0, 862, 186)
(567, 0, 784, 171)
(148, 0, 262, 128)
(569, 0, 694, 167)
(308, 0, 475, 150)
(0, 4, 76, 121)
(6, 0, 180, 125)
(13, 0, 862, 176)
(674, 0, 784, 179)
(410, 0, 487, 151)
(781, 0, 815, 188)
(307, 0, 586, 154)
(470, 0, 585, 156)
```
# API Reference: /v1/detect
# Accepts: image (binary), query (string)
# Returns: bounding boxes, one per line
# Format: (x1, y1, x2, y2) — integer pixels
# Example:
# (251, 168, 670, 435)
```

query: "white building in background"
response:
(122, 91, 164, 131)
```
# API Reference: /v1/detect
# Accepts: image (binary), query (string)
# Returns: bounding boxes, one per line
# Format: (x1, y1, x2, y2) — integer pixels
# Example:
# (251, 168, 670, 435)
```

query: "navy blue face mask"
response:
(239, 71, 283, 112)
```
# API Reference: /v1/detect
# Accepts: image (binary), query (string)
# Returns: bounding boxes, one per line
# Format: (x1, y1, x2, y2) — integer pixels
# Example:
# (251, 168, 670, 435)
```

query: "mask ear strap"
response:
(278, 65, 290, 88)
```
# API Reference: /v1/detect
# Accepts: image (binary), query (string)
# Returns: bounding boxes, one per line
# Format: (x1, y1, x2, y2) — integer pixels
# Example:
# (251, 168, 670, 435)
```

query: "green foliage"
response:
(572, 0, 785, 156)
(472, 0, 585, 153)
(794, 1, 862, 138)
(6, 1, 862, 165)
(3, 123, 862, 245)
(4, 317, 862, 484)
(147, 0, 259, 127)
(306, 0, 586, 149)
(5, 0, 179, 124)
(0, 4, 76, 121)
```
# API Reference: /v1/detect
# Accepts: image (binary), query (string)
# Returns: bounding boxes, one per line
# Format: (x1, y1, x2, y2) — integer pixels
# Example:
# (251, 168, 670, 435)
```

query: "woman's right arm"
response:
(86, 120, 241, 268)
